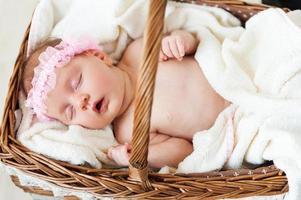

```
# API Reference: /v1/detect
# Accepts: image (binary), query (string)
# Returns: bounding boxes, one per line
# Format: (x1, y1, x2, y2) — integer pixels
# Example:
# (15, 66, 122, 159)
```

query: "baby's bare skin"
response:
(42, 30, 230, 168)
(112, 31, 230, 168)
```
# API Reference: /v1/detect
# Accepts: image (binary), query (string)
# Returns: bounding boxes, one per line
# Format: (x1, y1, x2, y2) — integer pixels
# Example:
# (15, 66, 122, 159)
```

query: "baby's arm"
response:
(107, 133, 193, 168)
(148, 133, 193, 168)
(160, 30, 198, 61)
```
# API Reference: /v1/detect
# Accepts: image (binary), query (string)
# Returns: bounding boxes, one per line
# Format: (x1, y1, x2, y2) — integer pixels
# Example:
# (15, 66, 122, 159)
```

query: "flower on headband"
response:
(25, 37, 102, 121)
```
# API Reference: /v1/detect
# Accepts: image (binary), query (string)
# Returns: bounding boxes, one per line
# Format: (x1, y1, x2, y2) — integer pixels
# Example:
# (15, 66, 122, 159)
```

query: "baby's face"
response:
(44, 52, 125, 129)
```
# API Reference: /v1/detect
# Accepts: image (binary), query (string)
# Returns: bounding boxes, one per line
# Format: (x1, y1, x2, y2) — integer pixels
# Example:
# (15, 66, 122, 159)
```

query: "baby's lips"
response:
(93, 96, 109, 114)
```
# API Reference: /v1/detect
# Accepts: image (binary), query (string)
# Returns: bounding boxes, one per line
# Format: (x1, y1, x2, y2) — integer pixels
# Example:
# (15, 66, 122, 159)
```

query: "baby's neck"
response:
(115, 62, 137, 117)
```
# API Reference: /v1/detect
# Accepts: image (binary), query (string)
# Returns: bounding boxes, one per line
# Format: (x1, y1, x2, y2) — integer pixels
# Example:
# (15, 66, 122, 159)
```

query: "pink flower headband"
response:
(25, 37, 102, 121)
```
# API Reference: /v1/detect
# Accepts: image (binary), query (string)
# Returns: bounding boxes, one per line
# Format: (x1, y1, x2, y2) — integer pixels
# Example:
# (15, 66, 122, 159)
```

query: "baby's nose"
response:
(78, 94, 90, 111)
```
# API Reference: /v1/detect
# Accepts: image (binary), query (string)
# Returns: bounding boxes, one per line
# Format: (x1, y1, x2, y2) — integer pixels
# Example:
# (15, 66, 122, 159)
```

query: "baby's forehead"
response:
(46, 65, 73, 103)
(53, 55, 88, 84)
(57, 54, 85, 70)
(65, 54, 90, 66)
(55, 59, 77, 80)
(45, 56, 86, 111)
(54, 53, 95, 80)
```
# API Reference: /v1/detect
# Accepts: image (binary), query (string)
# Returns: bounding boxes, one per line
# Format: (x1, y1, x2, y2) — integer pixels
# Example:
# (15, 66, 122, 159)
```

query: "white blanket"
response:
(177, 8, 301, 200)
(20, 0, 301, 199)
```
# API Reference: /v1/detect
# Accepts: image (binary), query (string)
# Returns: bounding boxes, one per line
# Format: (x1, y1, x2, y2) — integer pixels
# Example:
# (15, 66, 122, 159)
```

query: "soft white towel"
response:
(28, 0, 243, 59)
(177, 104, 237, 173)
(177, 8, 301, 200)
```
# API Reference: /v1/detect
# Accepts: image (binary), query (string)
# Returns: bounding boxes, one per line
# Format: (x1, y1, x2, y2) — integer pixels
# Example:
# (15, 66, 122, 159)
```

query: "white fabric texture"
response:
(177, 7, 301, 200)
(14, 0, 300, 199)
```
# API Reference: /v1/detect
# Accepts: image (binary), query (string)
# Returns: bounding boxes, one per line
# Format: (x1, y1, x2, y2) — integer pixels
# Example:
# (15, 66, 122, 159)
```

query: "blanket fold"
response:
(178, 8, 301, 200)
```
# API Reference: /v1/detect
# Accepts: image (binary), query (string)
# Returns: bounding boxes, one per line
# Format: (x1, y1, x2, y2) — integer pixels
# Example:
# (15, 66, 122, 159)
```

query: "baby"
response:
(22, 30, 230, 169)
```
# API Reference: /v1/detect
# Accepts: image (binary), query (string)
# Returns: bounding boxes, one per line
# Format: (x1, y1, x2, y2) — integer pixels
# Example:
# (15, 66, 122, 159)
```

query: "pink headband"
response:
(25, 37, 102, 121)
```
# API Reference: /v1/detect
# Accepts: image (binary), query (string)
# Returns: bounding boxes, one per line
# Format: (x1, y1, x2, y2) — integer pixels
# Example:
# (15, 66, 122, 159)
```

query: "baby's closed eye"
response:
(67, 73, 83, 121)
(65, 105, 74, 121)
(71, 73, 82, 90)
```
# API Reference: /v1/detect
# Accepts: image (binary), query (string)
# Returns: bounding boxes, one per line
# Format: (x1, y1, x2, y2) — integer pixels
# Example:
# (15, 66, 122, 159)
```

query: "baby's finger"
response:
(111, 148, 124, 165)
(113, 151, 123, 165)
(118, 146, 130, 165)
(168, 37, 181, 60)
(176, 37, 185, 57)
(124, 142, 132, 151)
(159, 50, 164, 61)
(162, 38, 173, 58)
(159, 49, 168, 61)
(107, 147, 113, 159)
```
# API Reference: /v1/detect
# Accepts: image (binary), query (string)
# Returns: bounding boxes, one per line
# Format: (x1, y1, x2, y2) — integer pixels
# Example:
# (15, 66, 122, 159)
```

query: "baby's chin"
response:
(83, 124, 109, 130)
(79, 118, 113, 130)
(63, 120, 104, 129)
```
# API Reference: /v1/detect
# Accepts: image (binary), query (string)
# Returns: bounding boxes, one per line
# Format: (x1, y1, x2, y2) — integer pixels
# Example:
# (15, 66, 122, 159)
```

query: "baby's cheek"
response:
(93, 73, 111, 91)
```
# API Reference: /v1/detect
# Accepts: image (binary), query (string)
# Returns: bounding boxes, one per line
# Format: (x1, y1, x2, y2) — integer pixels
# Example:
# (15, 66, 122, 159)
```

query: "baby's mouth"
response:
(93, 97, 107, 114)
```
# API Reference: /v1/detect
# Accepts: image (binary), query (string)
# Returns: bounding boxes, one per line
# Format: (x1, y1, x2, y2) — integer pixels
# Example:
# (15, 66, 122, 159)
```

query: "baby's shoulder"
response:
(126, 37, 143, 54)
(120, 38, 143, 67)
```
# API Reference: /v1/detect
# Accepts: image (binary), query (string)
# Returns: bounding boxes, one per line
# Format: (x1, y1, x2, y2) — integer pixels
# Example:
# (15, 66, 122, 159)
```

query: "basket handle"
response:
(128, 0, 167, 190)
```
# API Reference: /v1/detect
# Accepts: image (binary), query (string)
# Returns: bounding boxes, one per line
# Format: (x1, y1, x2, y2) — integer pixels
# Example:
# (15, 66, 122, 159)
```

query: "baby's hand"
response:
(159, 30, 198, 62)
(160, 34, 185, 61)
(107, 143, 131, 166)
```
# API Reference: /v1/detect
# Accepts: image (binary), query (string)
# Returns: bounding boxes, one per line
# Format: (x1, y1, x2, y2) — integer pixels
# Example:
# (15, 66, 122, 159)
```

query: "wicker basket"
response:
(0, 0, 290, 199)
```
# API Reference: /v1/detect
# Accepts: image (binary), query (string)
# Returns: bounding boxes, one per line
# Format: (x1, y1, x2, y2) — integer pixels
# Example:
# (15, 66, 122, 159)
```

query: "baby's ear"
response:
(84, 50, 113, 66)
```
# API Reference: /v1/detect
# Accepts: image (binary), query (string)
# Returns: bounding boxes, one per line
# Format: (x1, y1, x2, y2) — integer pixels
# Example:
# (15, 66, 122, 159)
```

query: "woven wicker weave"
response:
(0, 0, 289, 199)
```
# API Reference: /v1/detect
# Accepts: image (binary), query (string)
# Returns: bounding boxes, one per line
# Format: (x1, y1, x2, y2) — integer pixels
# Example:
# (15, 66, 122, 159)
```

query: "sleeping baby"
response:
(22, 30, 231, 169)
